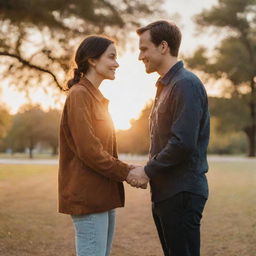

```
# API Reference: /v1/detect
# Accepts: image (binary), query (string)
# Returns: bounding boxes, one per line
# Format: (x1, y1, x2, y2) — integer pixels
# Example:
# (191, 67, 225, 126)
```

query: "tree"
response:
(5, 104, 45, 158)
(185, 0, 256, 156)
(0, 0, 164, 91)
(117, 101, 152, 154)
(117, 97, 248, 155)
(208, 97, 247, 154)
(0, 105, 11, 139)
(40, 109, 61, 155)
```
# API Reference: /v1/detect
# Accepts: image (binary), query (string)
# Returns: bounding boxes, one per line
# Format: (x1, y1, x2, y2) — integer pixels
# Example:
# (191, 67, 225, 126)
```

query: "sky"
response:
(0, 0, 219, 130)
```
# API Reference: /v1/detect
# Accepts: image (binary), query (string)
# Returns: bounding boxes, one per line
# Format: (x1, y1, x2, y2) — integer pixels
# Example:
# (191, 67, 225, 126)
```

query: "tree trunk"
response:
(244, 125, 256, 157)
(29, 137, 34, 159)
(29, 147, 33, 159)
(52, 145, 58, 156)
(247, 79, 256, 157)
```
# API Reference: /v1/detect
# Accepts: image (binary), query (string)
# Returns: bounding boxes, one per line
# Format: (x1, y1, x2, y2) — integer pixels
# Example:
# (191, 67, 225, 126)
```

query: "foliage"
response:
(1, 105, 61, 158)
(117, 97, 249, 155)
(4, 105, 45, 158)
(185, 0, 256, 156)
(0, 97, 250, 157)
(40, 109, 61, 155)
(208, 96, 249, 132)
(117, 101, 152, 154)
(0, 0, 164, 91)
(0, 105, 11, 139)
(208, 117, 247, 154)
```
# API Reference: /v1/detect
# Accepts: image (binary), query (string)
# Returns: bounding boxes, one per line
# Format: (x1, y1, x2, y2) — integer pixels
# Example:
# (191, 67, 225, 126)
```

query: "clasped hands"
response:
(126, 164, 149, 189)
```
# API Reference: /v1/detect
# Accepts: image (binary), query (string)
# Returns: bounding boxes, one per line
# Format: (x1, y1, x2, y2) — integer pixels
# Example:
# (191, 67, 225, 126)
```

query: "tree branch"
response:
(0, 51, 63, 90)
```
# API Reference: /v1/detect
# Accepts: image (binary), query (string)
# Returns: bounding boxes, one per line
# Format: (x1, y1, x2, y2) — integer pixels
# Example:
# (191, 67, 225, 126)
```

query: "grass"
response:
(0, 159, 255, 256)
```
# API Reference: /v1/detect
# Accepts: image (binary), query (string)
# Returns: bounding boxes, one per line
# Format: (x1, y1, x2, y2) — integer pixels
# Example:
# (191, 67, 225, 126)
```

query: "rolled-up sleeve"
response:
(65, 88, 129, 182)
(145, 79, 203, 178)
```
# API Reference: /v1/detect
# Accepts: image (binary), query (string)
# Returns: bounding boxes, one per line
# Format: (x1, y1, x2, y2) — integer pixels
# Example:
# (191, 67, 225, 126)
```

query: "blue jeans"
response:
(71, 209, 116, 256)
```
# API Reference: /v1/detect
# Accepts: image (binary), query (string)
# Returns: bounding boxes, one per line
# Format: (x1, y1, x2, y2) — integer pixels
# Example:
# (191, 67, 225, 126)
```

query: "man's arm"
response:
(144, 79, 204, 179)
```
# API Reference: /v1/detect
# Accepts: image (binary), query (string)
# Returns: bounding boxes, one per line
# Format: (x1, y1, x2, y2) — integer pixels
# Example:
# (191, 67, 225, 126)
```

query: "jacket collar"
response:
(78, 77, 109, 105)
(156, 60, 184, 87)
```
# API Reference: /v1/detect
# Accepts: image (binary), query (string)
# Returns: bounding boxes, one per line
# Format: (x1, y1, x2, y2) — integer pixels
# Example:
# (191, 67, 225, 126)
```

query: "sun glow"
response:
(100, 51, 158, 130)
(1, 51, 157, 130)
(1, 49, 221, 131)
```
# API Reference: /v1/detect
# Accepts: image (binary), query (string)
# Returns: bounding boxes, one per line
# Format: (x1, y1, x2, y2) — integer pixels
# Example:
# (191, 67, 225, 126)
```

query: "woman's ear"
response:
(88, 58, 97, 67)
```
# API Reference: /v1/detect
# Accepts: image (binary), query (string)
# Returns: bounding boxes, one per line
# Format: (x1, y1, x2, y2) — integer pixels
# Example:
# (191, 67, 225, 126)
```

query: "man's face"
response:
(138, 30, 162, 74)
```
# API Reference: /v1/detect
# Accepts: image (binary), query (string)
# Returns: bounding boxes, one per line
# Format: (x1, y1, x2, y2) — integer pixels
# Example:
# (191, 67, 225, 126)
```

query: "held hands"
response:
(126, 164, 149, 189)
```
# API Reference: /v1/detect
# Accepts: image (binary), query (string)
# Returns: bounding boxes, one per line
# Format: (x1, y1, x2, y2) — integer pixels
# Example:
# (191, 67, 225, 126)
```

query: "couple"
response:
(58, 20, 210, 256)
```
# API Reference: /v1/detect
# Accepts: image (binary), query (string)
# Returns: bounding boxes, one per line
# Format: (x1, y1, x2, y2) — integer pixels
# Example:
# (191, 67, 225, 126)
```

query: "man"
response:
(127, 20, 210, 256)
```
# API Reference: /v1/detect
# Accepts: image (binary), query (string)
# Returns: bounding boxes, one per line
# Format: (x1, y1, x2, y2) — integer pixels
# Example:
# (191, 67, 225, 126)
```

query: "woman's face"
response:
(93, 43, 119, 80)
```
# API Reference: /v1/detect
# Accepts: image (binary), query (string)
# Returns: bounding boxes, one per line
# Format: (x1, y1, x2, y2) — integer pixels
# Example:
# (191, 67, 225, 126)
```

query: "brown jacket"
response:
(58, 78, 130, 215)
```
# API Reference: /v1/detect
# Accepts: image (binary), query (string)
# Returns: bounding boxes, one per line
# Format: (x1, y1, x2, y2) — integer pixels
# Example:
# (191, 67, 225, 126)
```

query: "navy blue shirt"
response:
(144, 61, 210, 202)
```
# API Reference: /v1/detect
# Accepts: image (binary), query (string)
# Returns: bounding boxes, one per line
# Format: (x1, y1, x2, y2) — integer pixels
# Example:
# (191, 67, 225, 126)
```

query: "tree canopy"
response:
(2, 105, 61, 158)
(0, 105, 11, 139)
(185, 0, 256, 156)
(0, 0, 164, 90)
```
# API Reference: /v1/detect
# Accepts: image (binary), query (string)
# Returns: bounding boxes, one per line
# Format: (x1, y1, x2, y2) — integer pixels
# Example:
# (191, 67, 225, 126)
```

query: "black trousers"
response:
(152, 192, 207, 256)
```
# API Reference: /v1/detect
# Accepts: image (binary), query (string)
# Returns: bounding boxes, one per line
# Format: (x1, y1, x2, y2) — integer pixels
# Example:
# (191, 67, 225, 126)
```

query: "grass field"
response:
(0, 159, 255, 256)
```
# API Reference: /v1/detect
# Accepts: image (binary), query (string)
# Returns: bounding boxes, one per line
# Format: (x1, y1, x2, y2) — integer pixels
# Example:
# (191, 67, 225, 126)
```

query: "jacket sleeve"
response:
(144, 79, 204, 179)
(65, 87, 129, 182)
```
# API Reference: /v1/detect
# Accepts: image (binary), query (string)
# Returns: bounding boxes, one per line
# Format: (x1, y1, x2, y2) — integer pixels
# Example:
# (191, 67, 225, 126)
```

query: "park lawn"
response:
(0, 160, 255, 256)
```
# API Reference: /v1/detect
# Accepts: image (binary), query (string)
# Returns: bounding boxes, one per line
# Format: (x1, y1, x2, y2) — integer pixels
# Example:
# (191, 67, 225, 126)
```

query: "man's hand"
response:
(126, 165, 149, 189)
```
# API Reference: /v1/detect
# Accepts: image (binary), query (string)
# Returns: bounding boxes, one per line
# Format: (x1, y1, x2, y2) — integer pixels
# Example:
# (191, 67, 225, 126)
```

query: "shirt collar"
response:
(78, 77, 109, 105)
(156, 60, 184, 87)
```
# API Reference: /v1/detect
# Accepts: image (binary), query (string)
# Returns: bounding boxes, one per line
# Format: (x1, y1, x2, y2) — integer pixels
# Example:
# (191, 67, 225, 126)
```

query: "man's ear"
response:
(160, 41, 169, 54)
(88, 58, 96, 67)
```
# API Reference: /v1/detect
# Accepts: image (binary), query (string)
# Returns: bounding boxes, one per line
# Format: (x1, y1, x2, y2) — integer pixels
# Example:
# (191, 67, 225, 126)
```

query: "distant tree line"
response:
(0, 96, 253, 158)
(116, 97, 250, 156)
(0, 104, 60, 158)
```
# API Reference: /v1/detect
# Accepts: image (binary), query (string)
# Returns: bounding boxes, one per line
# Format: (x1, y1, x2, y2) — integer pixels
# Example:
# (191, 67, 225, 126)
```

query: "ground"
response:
(0, 157, 255, 256)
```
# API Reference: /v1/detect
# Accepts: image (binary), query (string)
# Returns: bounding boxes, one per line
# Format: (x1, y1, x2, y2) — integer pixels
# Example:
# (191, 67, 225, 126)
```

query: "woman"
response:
(58, 35, 131, 256)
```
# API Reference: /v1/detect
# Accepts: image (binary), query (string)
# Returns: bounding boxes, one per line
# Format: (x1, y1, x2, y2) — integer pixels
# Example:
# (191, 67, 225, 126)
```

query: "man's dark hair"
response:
(137, 20, 182, 57)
